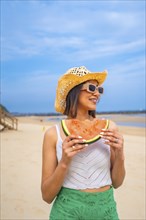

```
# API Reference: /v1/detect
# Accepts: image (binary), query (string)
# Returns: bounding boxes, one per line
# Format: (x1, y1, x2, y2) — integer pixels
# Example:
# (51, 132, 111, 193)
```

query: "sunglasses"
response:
(81, 83, 104, 94)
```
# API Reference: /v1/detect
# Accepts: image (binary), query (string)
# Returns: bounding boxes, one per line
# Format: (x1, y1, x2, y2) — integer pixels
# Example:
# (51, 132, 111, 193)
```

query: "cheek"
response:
(78, 94, 88, 103)
(78, 94, 90, 107)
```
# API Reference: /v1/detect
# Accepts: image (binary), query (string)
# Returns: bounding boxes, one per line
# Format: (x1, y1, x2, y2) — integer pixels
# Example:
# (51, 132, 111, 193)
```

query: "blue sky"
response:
(1, 0, 145, 113)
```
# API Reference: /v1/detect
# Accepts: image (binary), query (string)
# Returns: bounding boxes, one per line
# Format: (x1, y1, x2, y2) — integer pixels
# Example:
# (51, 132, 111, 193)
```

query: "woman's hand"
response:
(100, 128, 124, 159)
(61, 135, 87, 167)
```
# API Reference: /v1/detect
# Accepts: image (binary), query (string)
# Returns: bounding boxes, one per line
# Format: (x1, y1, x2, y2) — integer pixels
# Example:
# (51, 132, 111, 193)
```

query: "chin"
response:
(88, 107, 96, 111)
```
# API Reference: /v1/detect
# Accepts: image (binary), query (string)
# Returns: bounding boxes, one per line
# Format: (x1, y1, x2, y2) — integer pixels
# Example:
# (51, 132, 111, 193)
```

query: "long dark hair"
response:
(64, 82, 96, 118)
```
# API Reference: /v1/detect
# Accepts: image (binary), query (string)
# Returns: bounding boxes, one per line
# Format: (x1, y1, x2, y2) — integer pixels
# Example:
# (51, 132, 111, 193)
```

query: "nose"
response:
(93, 89, 100, 98)
(95, 88, 100, 94)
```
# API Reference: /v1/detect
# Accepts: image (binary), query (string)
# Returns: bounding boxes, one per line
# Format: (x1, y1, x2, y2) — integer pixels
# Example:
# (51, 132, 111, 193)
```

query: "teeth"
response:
(89, 99, 97, 103)
(89, 99, 97, 101)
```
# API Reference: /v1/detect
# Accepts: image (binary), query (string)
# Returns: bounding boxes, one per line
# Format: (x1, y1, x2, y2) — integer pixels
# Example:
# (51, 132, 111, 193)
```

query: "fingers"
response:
(63, 135, 86, 147)
(71, 142, 88, 151)
(63, 135, 82, 145)
(100, 128, 124, 148)
(62, 135, 88, 154)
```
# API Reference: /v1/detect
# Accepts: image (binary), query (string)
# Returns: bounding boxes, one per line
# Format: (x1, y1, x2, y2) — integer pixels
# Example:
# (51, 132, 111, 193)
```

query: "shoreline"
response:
(11, 110, 146, 117)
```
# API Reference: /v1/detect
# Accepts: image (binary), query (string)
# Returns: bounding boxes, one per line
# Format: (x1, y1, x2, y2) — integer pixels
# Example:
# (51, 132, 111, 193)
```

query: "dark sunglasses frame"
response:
(81, 83, 104, 94)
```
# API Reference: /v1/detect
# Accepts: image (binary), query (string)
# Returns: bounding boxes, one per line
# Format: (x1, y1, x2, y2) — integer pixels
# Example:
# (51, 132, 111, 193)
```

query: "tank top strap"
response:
(55, 124, 62, 142)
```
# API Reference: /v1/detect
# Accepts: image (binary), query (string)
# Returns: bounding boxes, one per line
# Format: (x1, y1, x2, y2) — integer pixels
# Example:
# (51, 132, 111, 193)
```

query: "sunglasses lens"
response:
(98, 87, 104, 94)
(89, 84, 96, 92)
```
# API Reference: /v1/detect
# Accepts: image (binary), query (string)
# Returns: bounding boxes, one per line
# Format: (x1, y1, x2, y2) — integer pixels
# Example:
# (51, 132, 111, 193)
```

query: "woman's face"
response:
(77, 80, 101, 111)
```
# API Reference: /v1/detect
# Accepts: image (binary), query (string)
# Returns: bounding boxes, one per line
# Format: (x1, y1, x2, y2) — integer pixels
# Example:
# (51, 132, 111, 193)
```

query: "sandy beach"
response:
(1, 114, 145, 220)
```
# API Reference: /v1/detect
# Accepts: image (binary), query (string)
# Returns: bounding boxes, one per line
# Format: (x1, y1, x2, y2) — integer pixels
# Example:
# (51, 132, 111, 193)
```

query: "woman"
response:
(41, 66, 125, 220)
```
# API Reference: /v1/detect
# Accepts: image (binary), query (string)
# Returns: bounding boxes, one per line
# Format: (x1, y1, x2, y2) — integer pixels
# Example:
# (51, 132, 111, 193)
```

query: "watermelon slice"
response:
(61, 118, 109, 144)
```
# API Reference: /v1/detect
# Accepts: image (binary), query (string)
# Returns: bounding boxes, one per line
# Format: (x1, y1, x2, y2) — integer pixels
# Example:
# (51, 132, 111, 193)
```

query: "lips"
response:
(89, 98, 97, 104)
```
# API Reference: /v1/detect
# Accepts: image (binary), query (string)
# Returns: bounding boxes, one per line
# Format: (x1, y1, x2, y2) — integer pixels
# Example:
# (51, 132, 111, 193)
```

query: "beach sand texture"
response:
(1, 115, 145, 220)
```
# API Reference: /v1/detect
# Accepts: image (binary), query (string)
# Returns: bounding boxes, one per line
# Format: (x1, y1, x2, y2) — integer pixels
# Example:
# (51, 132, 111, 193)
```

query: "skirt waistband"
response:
(58, 185, 113, 201)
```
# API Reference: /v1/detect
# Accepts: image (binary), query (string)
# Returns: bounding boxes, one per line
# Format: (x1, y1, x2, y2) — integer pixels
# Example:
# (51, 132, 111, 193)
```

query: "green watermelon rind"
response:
(61, 119, 109, 144)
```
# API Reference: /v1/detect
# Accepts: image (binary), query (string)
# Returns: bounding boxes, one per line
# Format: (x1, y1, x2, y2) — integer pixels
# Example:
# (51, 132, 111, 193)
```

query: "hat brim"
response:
(55, 70, 107, 114)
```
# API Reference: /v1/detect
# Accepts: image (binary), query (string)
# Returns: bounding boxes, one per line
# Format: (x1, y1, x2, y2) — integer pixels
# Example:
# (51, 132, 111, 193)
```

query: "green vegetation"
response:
(0, 104, 9, 113)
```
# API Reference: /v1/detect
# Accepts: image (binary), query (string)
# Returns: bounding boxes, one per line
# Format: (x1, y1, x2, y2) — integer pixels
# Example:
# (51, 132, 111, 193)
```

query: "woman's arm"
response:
(41, 126, 68, 204)
(110, 144, 125, 188)
(100, 120, 126, 188)
(41, 126, 86, 204)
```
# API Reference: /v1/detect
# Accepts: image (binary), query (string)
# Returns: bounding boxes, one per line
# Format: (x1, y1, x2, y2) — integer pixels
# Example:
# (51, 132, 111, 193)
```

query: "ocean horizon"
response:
(12, 110, 146, 117)
(45, 113, 146, 128)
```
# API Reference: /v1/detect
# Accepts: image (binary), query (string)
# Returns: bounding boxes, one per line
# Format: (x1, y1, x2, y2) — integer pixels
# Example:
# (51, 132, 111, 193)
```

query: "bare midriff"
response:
(79, 185, 111, 193)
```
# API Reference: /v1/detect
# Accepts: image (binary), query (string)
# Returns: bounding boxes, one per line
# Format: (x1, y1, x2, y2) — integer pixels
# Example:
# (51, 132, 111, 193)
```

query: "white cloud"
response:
(1, 32, 144, 62)
(1, 0, 145, 61)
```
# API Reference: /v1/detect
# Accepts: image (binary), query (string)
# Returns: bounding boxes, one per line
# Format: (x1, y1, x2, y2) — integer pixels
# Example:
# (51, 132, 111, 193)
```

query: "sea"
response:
(47, 113, 146, 128)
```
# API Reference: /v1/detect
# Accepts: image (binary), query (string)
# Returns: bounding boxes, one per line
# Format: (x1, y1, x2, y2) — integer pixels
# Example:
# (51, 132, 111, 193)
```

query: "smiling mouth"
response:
(89, 98, 97, 104)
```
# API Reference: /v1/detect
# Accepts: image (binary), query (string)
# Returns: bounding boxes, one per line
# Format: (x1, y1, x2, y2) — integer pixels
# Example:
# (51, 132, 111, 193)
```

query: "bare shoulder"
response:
(43, 125, 57, 149)
(44, 125, 57, 139)
(108, 120, 119, 131)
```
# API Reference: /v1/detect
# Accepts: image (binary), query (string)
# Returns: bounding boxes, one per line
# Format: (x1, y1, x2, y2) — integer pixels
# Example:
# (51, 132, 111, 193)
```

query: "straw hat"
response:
(55, 66, 108, 114)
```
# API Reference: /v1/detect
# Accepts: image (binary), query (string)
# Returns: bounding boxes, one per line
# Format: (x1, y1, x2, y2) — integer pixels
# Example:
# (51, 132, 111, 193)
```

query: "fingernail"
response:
(78, 136, 82, 138)
(100, 132, 104, 135)
(101, 128, 106, 131)
(85, 144, 88, 147)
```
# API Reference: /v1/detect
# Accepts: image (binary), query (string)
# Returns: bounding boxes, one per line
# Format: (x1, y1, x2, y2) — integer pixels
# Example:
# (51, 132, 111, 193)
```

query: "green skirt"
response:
(49, 186, 119, 220)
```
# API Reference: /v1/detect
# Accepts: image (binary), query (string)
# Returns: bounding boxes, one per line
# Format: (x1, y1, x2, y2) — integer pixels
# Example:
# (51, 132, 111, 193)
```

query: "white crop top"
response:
(55, 124, 112, 190)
